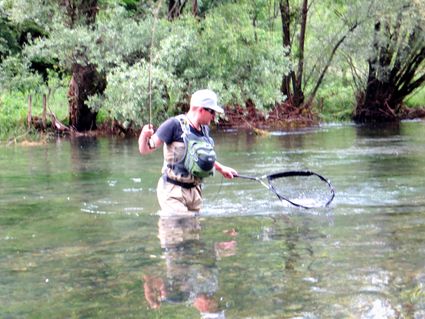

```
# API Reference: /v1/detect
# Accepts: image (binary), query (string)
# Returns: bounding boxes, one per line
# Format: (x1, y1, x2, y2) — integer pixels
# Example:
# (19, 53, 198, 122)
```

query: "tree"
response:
(0, 55, 43, 97)
(18, 1, 163, 131)
(0, 8, 20, 62)
(279, 0, 306, 107)
(3, 0, 109, 131)
(354, 0, 425, 123)
(62, 0, 107, 131)
(90, 3, 290, 129)
(279, 0, 358, 109)
(168, 0, 185, 19)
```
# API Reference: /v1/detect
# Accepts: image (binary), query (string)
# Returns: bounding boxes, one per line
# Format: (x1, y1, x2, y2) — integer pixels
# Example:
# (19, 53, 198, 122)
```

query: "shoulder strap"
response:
(176, 114, 213, 145)
(175, 114, 190, 137)
(200, 125, 209, 138)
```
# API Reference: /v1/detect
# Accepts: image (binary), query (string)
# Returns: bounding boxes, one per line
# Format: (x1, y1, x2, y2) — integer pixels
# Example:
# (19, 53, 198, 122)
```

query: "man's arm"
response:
(138, 124, 163, 155)
(214, 161, 237, 179)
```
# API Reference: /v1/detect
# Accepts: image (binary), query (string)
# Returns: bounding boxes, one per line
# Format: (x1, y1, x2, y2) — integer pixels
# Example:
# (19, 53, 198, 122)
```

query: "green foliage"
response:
(89, 3, 290, 128)
(88, 61, 184, 127)
(0, 9, 20, 60)
(157, 3, 289, 110)
(405, 86, 425, 108)
(2, 0, 422, 137)
(0, 73, 69, 140)
(118, 0, 151, 16)
(90, 6, 153, 70)
(0, 55, 43, 93)
(0, 92, 31, 140)
(17, 4, 151, 71)
(338, 0, 425, 90)
(24, 22, 96, 71)
(317, 82, 355, 122)
(0, 91, 26, 137)
(2, 0, 60, 29)
(306, 2, 356, 78)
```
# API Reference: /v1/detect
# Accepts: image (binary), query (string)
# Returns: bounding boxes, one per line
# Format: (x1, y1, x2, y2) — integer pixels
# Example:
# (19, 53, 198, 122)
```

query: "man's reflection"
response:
(143, 214, 236, 318)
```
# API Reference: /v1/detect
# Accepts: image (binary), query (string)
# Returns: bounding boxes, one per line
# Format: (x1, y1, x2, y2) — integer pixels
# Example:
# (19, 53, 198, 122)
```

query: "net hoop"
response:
(267, 170, 335, 209)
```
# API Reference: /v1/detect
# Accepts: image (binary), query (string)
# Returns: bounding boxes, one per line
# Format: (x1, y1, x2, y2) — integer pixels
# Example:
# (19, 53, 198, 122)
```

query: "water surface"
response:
(1, 121, 425, 318)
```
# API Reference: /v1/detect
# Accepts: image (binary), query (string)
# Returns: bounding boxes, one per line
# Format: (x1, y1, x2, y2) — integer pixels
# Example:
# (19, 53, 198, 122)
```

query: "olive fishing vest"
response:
(162, 115, 216, 184)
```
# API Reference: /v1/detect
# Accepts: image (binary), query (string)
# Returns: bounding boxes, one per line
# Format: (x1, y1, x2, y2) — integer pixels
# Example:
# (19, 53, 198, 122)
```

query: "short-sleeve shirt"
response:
(156, 117, 207, 144)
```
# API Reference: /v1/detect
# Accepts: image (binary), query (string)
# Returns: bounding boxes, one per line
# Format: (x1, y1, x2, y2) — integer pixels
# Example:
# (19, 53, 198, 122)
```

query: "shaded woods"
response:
(0, 0, 424, 140)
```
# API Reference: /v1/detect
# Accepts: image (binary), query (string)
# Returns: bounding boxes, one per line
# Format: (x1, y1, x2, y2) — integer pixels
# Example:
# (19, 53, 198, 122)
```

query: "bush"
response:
(316, 82, 355, 122)
(163, 4, 288, 110)
(88, 61, 184, 128)
(89, 3, 290, 128)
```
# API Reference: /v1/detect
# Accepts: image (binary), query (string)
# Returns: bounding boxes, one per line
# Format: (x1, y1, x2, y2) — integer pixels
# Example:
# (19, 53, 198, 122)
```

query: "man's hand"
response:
(139, 124, 160, 155)
(214, 162, 237, 179)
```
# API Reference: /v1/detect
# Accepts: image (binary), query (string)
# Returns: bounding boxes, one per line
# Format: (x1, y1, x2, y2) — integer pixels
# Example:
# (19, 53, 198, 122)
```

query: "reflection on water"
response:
(1, 122, 425, 318)
(143, 214, 236, 318)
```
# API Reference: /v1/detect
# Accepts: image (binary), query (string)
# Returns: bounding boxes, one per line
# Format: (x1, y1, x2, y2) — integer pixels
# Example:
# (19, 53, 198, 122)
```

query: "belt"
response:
(164, 175, 196, 189)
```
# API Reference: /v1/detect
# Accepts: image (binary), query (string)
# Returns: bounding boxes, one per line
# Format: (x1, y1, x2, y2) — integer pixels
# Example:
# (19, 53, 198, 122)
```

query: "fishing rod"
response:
(147, 0, 163, 149)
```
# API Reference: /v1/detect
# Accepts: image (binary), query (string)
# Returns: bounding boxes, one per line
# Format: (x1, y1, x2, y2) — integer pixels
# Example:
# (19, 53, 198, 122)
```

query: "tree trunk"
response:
(306, 22, 358, 107)
(354, 79, 400, 123)
(61, 0, 99, 28)
(61, 0, 108, 131)
(192, 0, 198, 16)
(68, 64, 106, 131)
(354, 22, 399, 122)
(354, 18, 425, 123)
(279, 0, 290, 97)
(279, 0, 306, 107)
(294, 0, 307, 106)
(168, 0, 186, 20)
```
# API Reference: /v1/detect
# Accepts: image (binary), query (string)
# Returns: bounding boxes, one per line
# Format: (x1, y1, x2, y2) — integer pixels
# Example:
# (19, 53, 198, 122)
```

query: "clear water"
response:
(1, 121, 425, 318)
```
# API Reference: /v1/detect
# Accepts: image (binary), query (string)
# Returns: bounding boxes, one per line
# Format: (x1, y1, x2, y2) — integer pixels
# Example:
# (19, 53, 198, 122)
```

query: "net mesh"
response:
(268, 173, 334, 208)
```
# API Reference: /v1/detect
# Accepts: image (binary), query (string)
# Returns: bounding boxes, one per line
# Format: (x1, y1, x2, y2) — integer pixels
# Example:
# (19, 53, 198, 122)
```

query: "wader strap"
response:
(163, 175, 196, 189)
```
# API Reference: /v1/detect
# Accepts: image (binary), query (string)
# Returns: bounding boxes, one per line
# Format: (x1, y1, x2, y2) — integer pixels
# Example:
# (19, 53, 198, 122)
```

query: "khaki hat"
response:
(190, 89, 224, 114)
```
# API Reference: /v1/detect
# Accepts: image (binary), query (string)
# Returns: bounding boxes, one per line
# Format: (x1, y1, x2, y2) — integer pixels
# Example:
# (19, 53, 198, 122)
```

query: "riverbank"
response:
(219, 101, 318, 130)
(2, 101, 425, 145)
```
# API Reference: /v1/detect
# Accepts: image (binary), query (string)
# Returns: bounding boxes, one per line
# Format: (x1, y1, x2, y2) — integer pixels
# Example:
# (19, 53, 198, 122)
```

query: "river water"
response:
(1, 121, 424, 318)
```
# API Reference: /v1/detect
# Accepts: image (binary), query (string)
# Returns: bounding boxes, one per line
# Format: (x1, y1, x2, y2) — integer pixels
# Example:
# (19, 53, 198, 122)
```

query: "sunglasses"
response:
(203, 108, 216, 116)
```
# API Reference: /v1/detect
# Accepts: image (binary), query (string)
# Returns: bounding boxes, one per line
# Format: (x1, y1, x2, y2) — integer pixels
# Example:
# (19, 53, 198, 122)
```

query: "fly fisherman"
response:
(139, 89, 237, 213)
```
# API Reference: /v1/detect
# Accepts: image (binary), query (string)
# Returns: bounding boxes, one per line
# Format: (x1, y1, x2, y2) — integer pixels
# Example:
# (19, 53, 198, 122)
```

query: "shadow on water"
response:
(354, 122, 402, 138)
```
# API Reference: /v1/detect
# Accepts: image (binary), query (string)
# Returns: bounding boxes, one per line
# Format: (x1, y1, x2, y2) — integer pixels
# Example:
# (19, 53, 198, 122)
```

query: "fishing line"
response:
(147, 0, 163, 132)
(207, 174, 225, 204)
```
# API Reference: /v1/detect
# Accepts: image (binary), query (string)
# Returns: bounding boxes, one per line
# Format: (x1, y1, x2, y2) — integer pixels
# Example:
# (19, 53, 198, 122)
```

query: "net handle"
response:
(236, 174, 262, 181)
(236, 174, 270, 189)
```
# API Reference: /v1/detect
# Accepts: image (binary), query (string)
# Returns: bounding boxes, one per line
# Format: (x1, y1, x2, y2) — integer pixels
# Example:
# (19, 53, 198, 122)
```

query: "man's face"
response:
(200, 107, 216, 125)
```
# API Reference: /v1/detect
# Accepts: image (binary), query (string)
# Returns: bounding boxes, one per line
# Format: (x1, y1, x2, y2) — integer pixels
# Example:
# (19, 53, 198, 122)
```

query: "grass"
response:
(0, 86, 114, 143)
(0, 88, 69, 143)
(405, 86, 425, 108)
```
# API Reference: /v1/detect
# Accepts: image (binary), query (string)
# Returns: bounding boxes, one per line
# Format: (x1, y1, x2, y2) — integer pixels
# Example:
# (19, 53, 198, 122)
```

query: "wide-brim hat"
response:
(190, 89, 224, 114)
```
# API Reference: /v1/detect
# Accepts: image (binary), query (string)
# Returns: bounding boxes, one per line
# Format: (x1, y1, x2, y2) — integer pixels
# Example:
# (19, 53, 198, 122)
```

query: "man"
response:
(139, 89, 237, 213)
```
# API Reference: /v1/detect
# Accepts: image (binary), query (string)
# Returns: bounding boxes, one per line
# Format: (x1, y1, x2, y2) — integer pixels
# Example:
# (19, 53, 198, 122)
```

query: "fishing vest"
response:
(162, 115, 216, 184)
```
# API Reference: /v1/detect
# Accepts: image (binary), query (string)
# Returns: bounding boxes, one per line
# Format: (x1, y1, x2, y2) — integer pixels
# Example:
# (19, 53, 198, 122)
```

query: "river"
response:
(1, 121, 424, 318)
